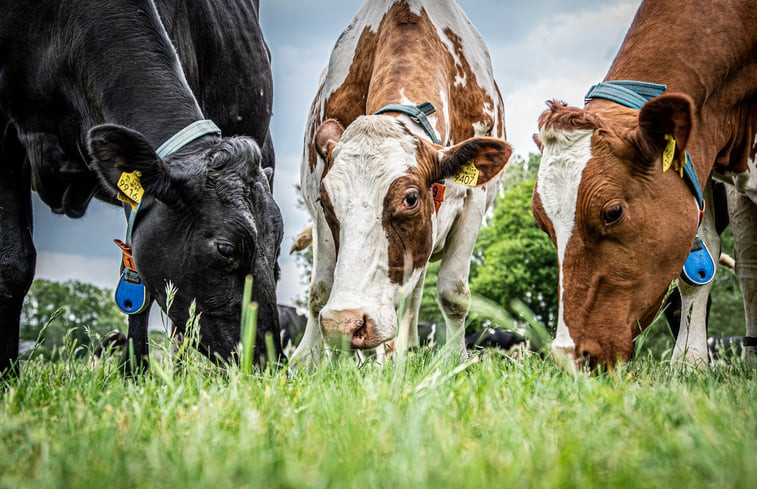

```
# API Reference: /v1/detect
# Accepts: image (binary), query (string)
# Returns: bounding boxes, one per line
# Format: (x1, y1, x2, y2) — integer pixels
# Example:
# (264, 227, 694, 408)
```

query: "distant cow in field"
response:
(466, 328, 526, 352)
(291, 0, 511, 363)
(278, 304, 307, 356)
(532, 0, 756, 368)
(0, 0, 283, 376)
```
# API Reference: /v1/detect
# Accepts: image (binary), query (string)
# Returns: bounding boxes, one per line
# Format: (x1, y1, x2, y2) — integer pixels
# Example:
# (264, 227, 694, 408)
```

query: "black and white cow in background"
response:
(0, 0, 283, 376)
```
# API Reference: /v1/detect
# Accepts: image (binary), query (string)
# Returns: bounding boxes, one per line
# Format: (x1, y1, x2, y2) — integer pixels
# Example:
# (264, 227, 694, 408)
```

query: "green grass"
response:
(1, 340, 755, 489)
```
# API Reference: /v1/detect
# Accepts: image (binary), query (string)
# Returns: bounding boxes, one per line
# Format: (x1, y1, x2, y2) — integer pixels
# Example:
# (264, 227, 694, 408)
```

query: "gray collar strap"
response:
(374, 102, 440, 144)
(156, 119, 222, 158)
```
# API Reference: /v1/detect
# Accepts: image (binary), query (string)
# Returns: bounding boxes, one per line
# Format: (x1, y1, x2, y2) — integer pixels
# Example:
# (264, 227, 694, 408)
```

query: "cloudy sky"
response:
(32, 0, 640, 306)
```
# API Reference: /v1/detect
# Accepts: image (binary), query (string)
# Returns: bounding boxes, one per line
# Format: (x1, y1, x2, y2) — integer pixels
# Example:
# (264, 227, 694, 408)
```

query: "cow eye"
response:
(216, 242, 236, 259)
(602, 203, 624, 224)
(404, 191, 418, 209)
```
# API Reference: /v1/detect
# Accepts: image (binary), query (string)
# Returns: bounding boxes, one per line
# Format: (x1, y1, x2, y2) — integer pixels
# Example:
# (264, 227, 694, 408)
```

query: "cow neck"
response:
(112, 120, 222, 315)
(374, 102, 441, 144)
(75, 0, 207, 148)
(585, 80, 715, 287)
(374, 102, 446, 214)
(601, 0, 754, 175)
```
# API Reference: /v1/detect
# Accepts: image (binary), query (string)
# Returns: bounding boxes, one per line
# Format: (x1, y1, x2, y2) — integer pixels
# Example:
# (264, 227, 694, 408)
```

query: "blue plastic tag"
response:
(681, 237, 715, 286)
(114, 271, 150, 314)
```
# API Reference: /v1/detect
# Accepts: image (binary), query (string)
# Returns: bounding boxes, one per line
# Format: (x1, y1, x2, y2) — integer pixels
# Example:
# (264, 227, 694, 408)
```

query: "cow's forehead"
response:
(537, 128, 595, 244)
(326, 116, 420, 193)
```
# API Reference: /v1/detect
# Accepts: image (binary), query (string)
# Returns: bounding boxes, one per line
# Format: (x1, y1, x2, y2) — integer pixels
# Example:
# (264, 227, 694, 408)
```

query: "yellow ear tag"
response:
(117, 171, 144, 211)
(451, 160, 479, 187)
(662, 134, 676, 172)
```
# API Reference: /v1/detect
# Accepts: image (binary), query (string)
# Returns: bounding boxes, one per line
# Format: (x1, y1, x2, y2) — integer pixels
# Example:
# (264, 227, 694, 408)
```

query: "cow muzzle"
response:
(319, 308, 383, 350)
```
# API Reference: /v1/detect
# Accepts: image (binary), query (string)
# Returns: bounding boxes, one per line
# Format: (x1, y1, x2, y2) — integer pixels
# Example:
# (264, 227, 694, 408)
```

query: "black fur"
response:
(0, 0, 281, 375)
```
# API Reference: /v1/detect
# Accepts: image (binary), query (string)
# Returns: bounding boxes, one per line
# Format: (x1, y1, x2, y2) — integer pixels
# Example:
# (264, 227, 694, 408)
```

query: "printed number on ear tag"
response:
(117, 171, 144, 210)
(115, 271, 150, 314)
(681, 237, 715, 286)
(452, 160, 479, 187)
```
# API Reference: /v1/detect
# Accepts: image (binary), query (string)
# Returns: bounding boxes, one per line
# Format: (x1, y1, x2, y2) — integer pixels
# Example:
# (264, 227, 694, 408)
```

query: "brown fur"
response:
(534, 0, 756, 366)
(382, 172, 435, 283)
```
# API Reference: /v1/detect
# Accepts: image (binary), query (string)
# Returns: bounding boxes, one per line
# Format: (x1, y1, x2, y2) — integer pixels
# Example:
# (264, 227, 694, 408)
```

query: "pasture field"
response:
(0, 339, 754, 489)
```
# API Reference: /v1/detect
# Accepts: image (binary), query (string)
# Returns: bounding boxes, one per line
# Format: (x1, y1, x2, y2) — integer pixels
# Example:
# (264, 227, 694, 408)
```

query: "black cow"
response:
(0, 0, 282, 376)
(278, 304, 307, 356)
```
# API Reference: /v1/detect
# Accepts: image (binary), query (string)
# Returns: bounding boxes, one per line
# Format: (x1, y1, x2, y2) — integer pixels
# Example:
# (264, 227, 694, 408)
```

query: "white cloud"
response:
(490, 0, 640, 157)
(35, 252, 121, 290)
(276, 259, 307, 307)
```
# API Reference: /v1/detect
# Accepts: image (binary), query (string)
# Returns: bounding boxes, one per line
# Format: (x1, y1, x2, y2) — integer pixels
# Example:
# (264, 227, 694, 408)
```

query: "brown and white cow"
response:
(291, 0, 511, 362)
(532, 0, 756, 368)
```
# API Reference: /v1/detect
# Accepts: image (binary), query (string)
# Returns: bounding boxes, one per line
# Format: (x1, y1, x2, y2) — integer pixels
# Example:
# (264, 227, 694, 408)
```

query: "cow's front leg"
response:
(122, 306, 151, 376)
(726, 184, 757, 363)
(393, 266, 426, 355)
(672, 182, 719, 367)
(290, 216, 335, 366)
(436, 188, 489, 357)
(0, 128, 35, 379)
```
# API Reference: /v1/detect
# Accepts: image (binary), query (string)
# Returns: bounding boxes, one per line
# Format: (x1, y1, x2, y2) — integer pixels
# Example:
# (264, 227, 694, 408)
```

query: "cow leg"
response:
(121, 306, 151, 376)
(290, 215, 335, 365)
(437, 189, 488, 356)
(726, 184, 757, 363)
(672, 181, 719, 367)
(0, 121, 35, 378)
(394, 267, 425, 355)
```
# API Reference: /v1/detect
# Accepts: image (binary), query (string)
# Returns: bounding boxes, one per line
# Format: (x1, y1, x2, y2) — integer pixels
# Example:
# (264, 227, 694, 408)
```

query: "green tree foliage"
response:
(20, 279, 126, 359)
(420, 154, 558, 334)
(469, 154, 558, 333)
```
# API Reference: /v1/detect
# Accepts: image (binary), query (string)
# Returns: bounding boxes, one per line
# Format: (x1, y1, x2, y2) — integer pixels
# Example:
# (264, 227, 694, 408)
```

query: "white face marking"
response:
(536, 128, 594, 351)
(321, 116, 421, 340)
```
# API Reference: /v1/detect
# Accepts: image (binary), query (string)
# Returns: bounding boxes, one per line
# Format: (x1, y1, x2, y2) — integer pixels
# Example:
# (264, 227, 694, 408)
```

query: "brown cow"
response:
(532, 0, 756, 368)
(292, 0, 511, 363)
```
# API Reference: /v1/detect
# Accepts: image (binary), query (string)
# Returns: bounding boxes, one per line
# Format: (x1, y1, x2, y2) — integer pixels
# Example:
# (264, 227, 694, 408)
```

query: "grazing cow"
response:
(465, 328, 526, 352)
(292, 0, 511, 363)
(532, 0, 756, 368)
(278, 304, 307, 356)
(707, 336, 745, 363)
(0, 0, 283, 376)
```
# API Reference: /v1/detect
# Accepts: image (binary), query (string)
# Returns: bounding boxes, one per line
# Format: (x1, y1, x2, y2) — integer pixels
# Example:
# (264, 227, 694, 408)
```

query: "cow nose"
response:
(320, 308, 375, 349)
(552, 343, 581, 373)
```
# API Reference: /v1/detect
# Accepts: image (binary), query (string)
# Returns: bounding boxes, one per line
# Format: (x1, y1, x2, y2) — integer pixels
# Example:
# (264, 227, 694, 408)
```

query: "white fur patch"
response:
(320, 116, 419, 340)
(536, 128, 595, 351)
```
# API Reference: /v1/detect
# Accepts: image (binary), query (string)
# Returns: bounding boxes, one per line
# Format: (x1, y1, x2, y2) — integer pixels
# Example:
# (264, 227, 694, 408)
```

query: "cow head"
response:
(532, 94, 699, 368)
(88, 124, 283, 362)
(314, 115, 510, 349)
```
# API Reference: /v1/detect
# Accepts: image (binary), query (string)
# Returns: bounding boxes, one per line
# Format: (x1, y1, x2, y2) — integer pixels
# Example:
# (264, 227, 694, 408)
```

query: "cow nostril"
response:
(350, 315, 373, 349)
(352, 324, 366, 343)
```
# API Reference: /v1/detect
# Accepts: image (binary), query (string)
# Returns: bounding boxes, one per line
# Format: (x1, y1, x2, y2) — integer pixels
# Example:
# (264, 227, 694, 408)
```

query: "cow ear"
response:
(632, 93, 693, 165)
(314, 119, 344, 161)
(434, 137, 512, 186)
(88, 124, 179, 205)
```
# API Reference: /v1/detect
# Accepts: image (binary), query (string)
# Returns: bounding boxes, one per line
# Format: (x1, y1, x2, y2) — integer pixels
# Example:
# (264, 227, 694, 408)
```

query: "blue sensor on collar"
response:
(681, 237, 715, 286)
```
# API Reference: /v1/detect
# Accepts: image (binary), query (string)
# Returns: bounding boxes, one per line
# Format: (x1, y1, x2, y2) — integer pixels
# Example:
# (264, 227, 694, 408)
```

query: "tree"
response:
(20, 279, 126, 359)
(419, 154, 558, 335)
(468, 154, 558, 333)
